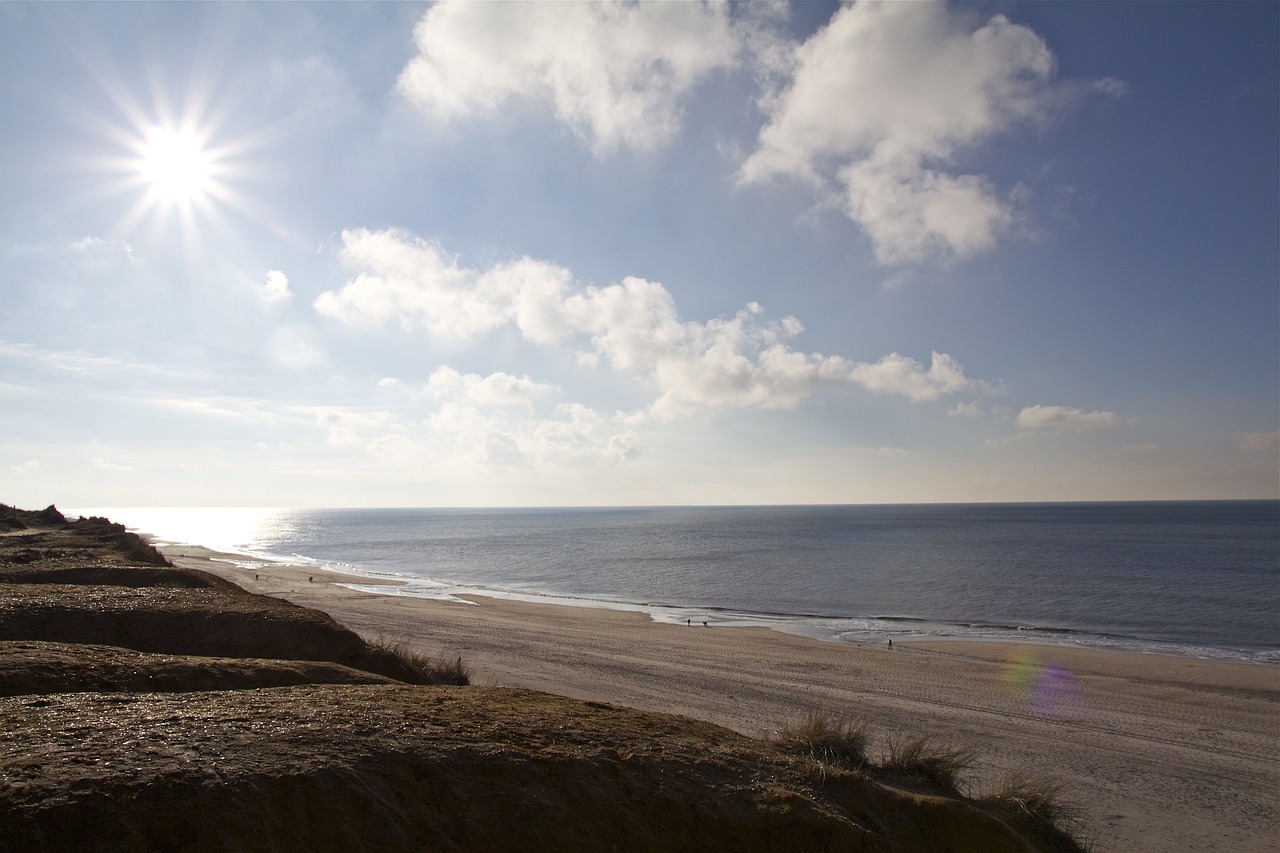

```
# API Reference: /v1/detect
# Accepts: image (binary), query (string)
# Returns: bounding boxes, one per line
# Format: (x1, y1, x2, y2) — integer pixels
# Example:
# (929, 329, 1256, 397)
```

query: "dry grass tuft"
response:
(773, 712, 1092, 847)
(879, 732, 977, 794)
(370, 639, 471, 686)
(982, 769, 1093, 853)
(774, 708, 871, 770)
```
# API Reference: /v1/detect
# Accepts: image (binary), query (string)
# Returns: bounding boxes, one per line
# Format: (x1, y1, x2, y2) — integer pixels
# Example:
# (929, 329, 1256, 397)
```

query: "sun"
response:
(107, 114, 250, 249)
(136, 125, 214, 205)
(86, 73, 275, 253)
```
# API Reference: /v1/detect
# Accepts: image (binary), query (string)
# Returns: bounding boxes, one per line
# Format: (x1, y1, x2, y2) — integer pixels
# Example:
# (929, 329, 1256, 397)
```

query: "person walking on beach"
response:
(887, 638, 892, 649)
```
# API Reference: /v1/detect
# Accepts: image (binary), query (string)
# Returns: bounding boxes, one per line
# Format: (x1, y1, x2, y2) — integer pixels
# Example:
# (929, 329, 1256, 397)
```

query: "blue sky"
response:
(2, 1, 1276, 508)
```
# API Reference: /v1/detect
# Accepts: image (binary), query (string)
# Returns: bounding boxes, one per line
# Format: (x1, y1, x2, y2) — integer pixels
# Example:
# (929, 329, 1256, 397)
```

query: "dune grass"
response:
(774, 710, 1090, 852)
(399, 649, 471, 686)
(774, 708, 871, 770)
(982, 769, 1093, 852)
(879, 731, 977, 794)
(369, 639, 471, 686)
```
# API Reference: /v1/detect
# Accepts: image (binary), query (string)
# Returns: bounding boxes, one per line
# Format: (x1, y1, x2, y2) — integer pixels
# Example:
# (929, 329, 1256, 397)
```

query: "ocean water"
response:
(76, 502, 1280, 664)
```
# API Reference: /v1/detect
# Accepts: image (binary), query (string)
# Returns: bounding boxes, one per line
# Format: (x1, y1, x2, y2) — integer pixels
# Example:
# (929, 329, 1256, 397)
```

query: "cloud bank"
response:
(315, 228, 988, 420)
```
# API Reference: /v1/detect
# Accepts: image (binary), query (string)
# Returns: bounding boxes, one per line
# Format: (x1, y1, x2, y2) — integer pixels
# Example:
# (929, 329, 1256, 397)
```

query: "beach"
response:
(175, 547, 1280, 853)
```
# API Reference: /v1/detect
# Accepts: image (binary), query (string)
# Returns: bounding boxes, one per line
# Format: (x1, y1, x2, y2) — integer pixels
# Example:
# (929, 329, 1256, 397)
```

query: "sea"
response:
(72, 501, 1279, 665)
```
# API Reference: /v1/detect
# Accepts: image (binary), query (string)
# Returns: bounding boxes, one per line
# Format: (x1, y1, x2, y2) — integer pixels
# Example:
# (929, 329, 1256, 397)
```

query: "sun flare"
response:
(137, 126, 214, 204)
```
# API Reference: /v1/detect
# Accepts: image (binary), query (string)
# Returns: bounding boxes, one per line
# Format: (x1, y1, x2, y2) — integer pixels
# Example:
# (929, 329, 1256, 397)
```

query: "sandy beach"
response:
(175, 547, 1280, 853)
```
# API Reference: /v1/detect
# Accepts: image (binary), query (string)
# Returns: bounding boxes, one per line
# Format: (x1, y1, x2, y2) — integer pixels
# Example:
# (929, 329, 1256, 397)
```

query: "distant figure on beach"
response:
(309, 576, 314, 582)
(887, 639, 892, 649)
(687, 618, 691, 627)
(703, 621, 708, 627)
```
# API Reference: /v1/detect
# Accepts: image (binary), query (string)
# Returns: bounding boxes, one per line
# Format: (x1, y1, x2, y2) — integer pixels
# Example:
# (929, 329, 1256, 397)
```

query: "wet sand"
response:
(174, 546, 1280, 853)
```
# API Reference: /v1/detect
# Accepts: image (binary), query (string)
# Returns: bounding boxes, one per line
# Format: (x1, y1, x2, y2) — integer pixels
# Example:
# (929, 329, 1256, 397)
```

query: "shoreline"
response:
(183, 541, 1278, 666)
(105, 502, 1278, 666)
(169, 542, 1280, 853)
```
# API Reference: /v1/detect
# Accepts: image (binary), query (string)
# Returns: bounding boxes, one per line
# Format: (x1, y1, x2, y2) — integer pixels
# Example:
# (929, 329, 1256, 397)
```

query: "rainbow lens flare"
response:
(1004, 648, 1085, 720)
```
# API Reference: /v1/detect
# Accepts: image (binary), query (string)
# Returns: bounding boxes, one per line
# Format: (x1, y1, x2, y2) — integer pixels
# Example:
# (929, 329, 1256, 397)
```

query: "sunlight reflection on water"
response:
(67, 507, 290, 556)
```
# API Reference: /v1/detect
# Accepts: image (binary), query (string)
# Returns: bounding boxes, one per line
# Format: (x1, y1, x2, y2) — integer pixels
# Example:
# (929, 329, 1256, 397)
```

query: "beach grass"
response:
(774, 710, 1092, 851)
(879, 731, 977, 794)
(774, 708, 871, 770)
(370, 638, 471, 686)
(981, 768, 1093, 853)
(776, 713, 977, 794)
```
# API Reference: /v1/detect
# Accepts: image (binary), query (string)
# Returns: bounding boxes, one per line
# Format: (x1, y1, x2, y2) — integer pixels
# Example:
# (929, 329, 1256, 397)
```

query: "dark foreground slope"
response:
(0, 505, 1074, 852)
(1, 685, 1063, 853)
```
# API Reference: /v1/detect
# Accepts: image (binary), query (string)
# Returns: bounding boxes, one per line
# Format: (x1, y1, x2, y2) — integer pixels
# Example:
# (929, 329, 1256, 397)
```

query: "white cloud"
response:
(739, 2, 1081, 265)
(309, 407, 396, 447)
(353, 365, 636, 470)
(396, 0, 739, 155)
(151, 396, 290, 425)
(314, 228, 571, 342)
(1235, 430, 1280, 451)
(0, 340, 198, 384)
(426, 366, 558, 408)
(414, 399, 634, 469)
(150, 394, 399, 450)
(90, 457, 132, 472)
(840, 154, 1015, 265)
(949, 401, 981, 417)
(258, 270, 293, 305)
(319, 229, 988, 419)
(579, 290, 854, 419)
(867, 446, 908, 458)
(69, 236, 135, 261)
(1016, 404, 1127, 432)
(536, 278, 982, 418)
(850, 351, 975, 402)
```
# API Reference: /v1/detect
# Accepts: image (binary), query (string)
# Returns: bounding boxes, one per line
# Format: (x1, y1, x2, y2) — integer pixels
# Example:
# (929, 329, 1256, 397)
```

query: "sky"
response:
(1, 1, 1277, 509)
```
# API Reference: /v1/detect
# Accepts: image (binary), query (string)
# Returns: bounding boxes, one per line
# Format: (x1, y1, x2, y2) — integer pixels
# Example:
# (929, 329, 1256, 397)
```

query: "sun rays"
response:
(110, 115, 243, 254)
(81, 69, 275, 259)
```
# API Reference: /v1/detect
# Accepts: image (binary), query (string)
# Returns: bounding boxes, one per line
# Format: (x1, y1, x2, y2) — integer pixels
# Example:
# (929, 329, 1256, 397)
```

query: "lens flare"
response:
(1004, 649, 1085, 720)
